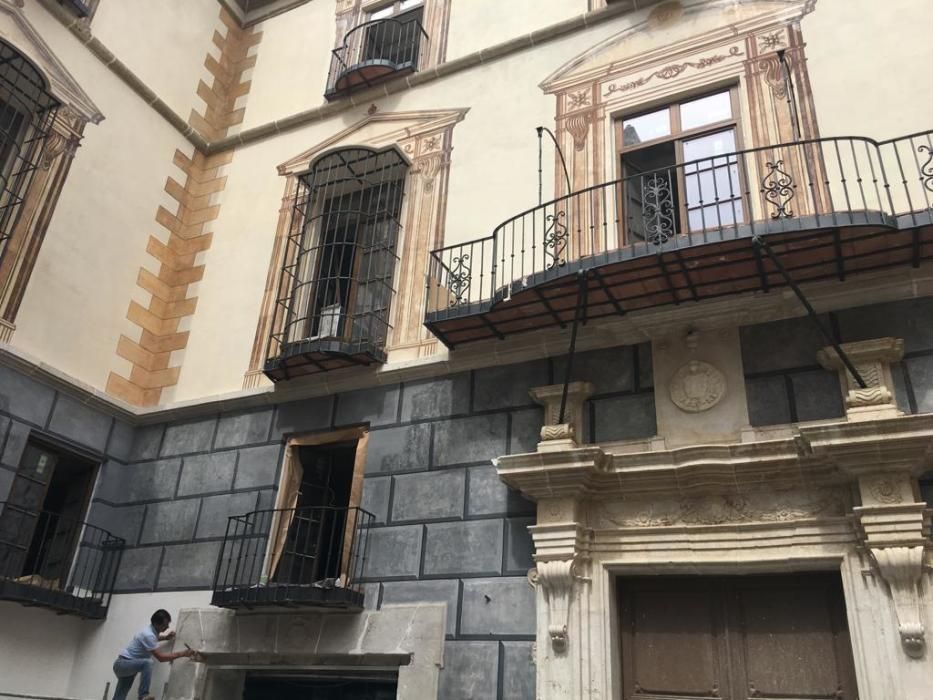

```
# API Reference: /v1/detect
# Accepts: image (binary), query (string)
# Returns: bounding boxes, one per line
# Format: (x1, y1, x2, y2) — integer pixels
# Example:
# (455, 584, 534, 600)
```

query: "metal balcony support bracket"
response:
(753, 236, 867, 388)
(558, 272, 589, 424)
(537, 126, 573, 202)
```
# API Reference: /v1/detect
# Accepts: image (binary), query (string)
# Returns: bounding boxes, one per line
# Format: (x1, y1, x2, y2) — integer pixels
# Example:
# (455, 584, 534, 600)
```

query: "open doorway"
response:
(0, 438, 98, 591)
(243, 670, 397, 700)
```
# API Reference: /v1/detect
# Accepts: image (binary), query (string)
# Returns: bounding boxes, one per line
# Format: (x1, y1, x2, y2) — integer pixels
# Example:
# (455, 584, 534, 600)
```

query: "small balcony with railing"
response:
(325, 9, 428, 101)
(425, 132, 933, 348)
(0, 502, 124, 619)
(211, 505, 374, 610)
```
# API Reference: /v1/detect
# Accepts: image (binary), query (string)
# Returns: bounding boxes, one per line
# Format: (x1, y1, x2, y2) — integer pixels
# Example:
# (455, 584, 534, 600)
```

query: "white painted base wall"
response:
(0, 591, 211, 700)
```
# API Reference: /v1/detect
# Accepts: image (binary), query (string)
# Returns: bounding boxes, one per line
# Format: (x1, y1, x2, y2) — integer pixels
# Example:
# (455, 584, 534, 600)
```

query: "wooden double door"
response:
(618, 573, 859, 700)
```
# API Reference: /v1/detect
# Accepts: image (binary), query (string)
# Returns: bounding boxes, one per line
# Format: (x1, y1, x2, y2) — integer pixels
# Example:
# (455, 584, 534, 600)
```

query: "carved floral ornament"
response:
(669, 360, 727, 413)
(603, 46, 744, 98)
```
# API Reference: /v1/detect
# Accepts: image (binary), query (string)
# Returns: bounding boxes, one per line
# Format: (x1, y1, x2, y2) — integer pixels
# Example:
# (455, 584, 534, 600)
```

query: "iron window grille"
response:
(0, 40, 59, 266)
(265, 147, 408, 379)
(325, 3, 427, 99)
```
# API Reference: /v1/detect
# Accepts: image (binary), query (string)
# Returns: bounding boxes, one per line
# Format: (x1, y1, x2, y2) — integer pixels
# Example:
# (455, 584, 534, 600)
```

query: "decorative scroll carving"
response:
(817, 337, 904, 419)
(872, 546, 926, 658)
(564, 112, 591, 151)
(642, 173, 675, 244)
(529, 382, 595, 448)
(448, 254, 471, 305)
(669, 360, 727, 413)
(918, 144, 933, 193)
(534, 559, 582, 652)
(597, 489, 847, 528)
(544, 210, 568, 269)
(604, 46, 743, 97)
(762, 159, 795, 218)
(867, 476, 904, 504)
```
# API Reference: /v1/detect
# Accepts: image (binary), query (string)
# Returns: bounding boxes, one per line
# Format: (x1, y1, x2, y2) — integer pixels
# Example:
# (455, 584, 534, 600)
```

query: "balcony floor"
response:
(425, 212, 933, 348)
(264, 338, 386, 382)
(0, 577, 108, 619)
(211, 584, 365, 611)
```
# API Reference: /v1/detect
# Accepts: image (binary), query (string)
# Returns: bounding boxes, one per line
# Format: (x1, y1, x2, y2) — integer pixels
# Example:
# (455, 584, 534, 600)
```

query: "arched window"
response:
(0, 40, 59, 261)
(266, 146, 409, 380)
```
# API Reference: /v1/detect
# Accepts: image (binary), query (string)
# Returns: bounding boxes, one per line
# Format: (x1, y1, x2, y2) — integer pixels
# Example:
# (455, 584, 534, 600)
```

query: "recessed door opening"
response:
(617, 572, 859, 700)
(243, 669, 398, 700)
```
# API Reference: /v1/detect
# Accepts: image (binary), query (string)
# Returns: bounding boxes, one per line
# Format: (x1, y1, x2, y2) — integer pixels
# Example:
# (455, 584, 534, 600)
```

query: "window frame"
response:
(614, 85, 746, 242)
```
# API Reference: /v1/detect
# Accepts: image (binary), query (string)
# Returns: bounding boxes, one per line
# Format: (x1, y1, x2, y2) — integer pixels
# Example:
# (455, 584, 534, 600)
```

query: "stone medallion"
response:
(669, 360, 726, 412)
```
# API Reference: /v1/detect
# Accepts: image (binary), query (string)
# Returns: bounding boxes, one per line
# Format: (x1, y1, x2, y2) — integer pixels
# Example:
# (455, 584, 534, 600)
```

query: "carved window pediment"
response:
(0, 1, 102, 124)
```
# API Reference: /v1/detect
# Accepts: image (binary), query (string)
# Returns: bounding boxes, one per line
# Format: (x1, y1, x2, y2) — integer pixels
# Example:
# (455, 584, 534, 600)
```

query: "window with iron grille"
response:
(265, 147, 408, 379)
(0, 41, 59, 267)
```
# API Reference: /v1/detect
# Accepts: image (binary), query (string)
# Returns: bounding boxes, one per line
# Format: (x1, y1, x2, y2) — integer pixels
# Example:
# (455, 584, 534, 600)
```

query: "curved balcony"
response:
(0, 502, 125, 619)
(425, 132, 933, 348)
(325, 15, 428, 100)
(211, 505, 374, 610)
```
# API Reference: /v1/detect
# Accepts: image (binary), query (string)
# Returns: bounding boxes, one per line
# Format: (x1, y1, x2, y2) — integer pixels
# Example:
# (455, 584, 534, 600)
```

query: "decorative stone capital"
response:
(529, 382, 594, 450)
(817, 337, 904, 421)
(531, 558, 586, 653)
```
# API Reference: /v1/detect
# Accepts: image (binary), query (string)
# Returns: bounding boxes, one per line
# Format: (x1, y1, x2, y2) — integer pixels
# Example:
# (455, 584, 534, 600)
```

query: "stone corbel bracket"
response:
(531, 558, 588, 653)
(871, 545, 926, 658)
(854, 490, 930, 658)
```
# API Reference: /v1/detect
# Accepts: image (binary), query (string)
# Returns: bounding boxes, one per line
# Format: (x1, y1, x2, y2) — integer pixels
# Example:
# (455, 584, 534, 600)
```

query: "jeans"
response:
(112, 656, 153, 700)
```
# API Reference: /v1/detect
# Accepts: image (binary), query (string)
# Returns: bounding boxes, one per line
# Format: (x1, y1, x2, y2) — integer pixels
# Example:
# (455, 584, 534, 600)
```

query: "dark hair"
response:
(151, 609, 171, 627)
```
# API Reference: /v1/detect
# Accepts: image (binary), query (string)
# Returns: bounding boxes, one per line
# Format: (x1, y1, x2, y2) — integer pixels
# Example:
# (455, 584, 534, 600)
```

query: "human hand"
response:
(162, 629, 176, 641)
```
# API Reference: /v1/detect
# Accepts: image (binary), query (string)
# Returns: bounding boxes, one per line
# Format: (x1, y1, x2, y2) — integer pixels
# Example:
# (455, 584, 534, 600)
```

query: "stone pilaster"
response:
(853, 471, 930, 658)
(817, 337, 904, 422)
(529, 381, 594, 451)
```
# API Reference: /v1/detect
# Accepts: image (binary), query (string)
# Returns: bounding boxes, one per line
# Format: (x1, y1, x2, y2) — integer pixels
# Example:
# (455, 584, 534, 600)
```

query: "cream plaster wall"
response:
(92, 0, 219, 124)
(0, 601, 85, 697)
(803, 0, 933, 140)
(239, 0, 336, 130)
(171, 15, 630, 400)
(445, 0, 583, 62)
(11, 4, 194, 390)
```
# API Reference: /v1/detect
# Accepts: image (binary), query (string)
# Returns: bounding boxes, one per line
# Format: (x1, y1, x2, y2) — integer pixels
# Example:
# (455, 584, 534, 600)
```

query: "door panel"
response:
(618, 574, 859, 700)
(621, 586, 727, 699)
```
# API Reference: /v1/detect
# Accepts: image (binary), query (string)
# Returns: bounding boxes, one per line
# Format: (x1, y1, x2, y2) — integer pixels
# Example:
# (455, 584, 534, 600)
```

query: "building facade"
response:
(0, 0, 931, 698)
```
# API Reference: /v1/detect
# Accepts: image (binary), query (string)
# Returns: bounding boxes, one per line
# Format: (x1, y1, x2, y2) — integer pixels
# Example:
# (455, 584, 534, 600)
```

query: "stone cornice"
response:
(496, 414, 933, 501)
(35, 0, 669, 154)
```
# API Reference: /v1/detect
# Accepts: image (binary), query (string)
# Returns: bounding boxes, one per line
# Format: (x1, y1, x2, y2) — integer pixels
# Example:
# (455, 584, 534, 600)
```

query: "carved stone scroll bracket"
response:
(531, 558, 588, 653)
(817, 337, 904, 421)
(871, 546, 926, 658)
(529, 382, 595, 451)
(854, 487, 929, 658)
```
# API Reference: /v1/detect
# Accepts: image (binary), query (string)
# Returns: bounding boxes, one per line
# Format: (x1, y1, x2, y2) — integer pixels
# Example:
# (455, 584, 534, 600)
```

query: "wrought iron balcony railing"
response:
(425, 132, 933, 347)
(325, 14, 428, 100)
(211, 505, 374, 610)
(0, 502, 125, 619)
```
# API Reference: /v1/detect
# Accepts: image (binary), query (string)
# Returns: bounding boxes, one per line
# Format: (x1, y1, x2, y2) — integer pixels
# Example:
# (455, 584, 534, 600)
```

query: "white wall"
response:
(803, 0, 933, 139)
(0, 602, 85, 697)
(67, 591, 213, 700)
(11, 4, 195, 391)
(92, 0, 219, 124)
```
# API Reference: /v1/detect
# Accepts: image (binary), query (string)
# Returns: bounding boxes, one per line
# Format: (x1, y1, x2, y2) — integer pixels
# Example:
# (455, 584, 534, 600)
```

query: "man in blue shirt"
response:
(112, 609, 194, 700)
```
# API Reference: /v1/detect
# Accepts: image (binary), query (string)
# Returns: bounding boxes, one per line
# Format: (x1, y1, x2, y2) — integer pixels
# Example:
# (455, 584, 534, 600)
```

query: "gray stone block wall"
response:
(742, 297, 933, 425)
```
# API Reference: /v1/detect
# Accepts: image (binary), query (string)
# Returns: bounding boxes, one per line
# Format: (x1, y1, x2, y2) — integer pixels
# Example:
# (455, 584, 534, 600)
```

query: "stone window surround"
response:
(245, 108, 467, 387)
(0, 0, 102, 344)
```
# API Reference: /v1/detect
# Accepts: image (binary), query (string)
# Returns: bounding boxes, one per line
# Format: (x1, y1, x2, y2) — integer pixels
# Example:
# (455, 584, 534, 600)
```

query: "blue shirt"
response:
(119, 624, 160, 660)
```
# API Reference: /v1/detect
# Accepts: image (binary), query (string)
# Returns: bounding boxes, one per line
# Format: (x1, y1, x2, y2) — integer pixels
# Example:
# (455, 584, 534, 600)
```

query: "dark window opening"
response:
(265, 147, 408, 380)
(244, 670, 398, 700)
(362, 5, 424, 67)
(920, 474, 933, 508)
(272, 442, 356, 588)
(0, 438, 121, 617)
